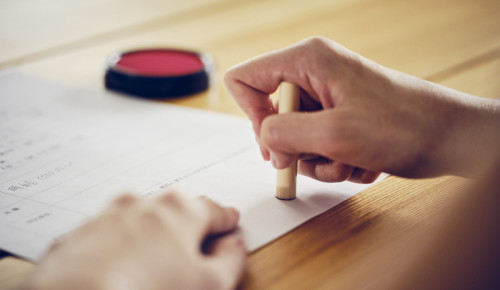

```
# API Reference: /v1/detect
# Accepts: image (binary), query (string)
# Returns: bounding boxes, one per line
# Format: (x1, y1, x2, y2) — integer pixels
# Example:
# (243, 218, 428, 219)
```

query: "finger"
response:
(198, 197, 240, 236)
(348, 167, 366, 183)
(157, 191, 185, 208)
(269, 150, 299, 169)
(261, 112, 321, 169)
(101, 193, 139, 220)
(256, 135, 270, 161)
(361, 171, 382, 183)
(224, 61, 279, 135)
(260, 145, 270, 161)
(205, 233, 247, 290)
(261, 110, 347, 160)
(153, 192, 192, 223)
(348, 169, 382, 184)
(298, 158, 355, 182)
(224, 41, 323, 135)
(299, 153, 321, 160)
(155, 193, 239, 240)
(110, 193, 138, 208)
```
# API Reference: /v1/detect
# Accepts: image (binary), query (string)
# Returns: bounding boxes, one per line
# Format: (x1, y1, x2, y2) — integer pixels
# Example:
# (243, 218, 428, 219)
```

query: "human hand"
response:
(225, 37, 500, 180)
(18, 193, 247, 290)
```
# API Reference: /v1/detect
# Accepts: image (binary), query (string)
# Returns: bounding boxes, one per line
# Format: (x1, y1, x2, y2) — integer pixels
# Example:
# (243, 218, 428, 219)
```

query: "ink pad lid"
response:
(104, 48, 214, 99)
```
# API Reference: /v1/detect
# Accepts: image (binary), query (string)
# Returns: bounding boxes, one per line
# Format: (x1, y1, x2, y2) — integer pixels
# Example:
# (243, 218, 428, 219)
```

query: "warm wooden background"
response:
(0, 0, 499, 289)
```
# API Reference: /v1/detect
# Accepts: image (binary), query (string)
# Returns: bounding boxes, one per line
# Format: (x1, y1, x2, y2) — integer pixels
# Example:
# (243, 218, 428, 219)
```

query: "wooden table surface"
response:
(0, 0, 499, 289)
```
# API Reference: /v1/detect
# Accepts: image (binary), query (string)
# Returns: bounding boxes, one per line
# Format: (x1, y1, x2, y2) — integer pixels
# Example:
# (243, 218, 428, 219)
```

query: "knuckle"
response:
(301, 36, 335, 59)
(303, 36, 331, 48)
(112, 193, 137, 207)
(295, 37, 330, 65)
(159, 191, 183, 206)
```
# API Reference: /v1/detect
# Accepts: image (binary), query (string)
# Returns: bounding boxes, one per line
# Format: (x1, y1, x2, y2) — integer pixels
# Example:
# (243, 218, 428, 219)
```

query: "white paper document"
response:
(0, 71, 383, 261)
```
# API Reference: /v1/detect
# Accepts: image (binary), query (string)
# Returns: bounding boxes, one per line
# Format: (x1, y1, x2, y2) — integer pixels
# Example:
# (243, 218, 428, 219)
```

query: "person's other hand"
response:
(225, 36, 499, 180)
(19, 193, 246, 290)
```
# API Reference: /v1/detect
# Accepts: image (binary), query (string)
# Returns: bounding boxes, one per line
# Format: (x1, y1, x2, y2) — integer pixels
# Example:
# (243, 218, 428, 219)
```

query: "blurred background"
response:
(1, 0, 499, 113)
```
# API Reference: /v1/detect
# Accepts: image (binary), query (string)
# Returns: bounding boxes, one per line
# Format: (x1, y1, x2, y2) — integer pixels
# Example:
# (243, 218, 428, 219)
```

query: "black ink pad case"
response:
(104, 48, 214, 99)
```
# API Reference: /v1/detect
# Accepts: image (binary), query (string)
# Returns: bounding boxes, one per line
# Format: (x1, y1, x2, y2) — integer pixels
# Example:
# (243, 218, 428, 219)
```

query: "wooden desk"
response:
(0, 0, 498, 288)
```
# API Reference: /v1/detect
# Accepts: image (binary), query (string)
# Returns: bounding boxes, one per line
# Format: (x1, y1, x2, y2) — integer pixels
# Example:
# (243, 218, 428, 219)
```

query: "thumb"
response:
(206, 233, 247, 289)
(261, 110, 338, 168)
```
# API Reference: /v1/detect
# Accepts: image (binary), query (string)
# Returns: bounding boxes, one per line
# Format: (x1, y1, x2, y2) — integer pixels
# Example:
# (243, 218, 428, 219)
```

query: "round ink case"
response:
(105, 48, 214, 99)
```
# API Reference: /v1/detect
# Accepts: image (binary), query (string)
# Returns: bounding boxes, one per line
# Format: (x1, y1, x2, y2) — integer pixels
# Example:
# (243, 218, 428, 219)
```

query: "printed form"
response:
(0, 71, 383, 261)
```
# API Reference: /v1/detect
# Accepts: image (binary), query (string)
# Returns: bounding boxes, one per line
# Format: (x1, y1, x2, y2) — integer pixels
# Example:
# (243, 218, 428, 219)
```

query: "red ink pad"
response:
(104, 48, 213, 99)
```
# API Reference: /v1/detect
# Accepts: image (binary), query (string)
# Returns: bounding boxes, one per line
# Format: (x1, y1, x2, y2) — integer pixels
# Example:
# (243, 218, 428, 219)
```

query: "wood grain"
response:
(242, 176, 469, 289)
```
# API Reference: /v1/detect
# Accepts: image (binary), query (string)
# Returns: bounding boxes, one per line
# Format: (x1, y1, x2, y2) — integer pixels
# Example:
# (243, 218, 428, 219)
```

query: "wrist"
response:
(436, 90, 500, 178)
